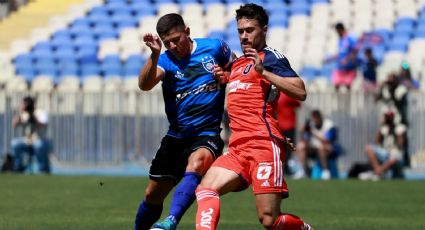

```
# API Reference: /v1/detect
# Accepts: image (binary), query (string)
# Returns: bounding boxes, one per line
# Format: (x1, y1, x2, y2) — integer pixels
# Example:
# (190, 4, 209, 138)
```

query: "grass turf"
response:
(0, 174, 424, 230)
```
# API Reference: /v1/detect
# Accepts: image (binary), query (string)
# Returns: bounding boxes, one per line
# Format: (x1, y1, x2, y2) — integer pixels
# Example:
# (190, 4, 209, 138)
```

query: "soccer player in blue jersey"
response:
(133, 13, 233, 230)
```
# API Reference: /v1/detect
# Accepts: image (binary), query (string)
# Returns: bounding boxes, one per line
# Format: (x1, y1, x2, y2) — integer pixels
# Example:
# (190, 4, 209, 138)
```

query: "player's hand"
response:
(285, 138, 296, 151)
(244, 48, 264, 75)
(213, 65, 229, 84)
(143, 33, 162, 55)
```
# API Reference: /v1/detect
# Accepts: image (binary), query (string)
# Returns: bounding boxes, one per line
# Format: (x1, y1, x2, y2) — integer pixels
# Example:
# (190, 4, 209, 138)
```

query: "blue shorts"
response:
(369, 144, 393, 163)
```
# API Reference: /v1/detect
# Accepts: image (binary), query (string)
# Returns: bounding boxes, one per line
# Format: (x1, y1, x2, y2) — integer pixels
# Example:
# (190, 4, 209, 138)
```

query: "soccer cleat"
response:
(302, 223, 314, 230)
(150, 218, 176, 230)
(321, 169, 331, 180)
(292, 169, 306, 180)
(358, 171, 381, 181)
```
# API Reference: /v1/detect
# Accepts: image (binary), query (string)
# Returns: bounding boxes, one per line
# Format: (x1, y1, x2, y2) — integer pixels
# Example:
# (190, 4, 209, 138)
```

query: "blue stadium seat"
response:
(77, 47, 98, 64)
(124, 54, 144, 76)
(88, 14, 112, 28)
(414, 24, 425, 38)
(16, 66, 35, 80)
(371, 46, 385, 64)
(300, 66, 319, 81)
(52, 30, 71, 40)
(81, 63, 100, 77)
(289, 2, 310, 15)
(100, 55, 122, 76)
(414, 30, 425, 38)
(72, 17, 91, 28)
(32, 42, 52, 52)
(388, 43, 407, 53)
(320, 62, 336, 78)
(248, 0, 265, 5)
(32, 49, 54, 62)
(35, 60, 57, 77)
(69, 25, 92, 37)
(373, 29, 392, 44)
(130, 2, 156, 17)
(225, 0, 247, 3)
(311, 0, 329, 3)
(106, 1, 128, 14)
(265, 2, 288, 15)
(208, 30, 226, 40)
(269, 13, 288, 28)
(395, 17, 416, 28)
(89, 6, 108, 16)
(58, 61, 79, 76)
(54, 47, 76, 63)
(14, 53, 33, 65)
(94, 25, 118, 41)
(155, 0, 176, 4)
(112, 14, 138, 30)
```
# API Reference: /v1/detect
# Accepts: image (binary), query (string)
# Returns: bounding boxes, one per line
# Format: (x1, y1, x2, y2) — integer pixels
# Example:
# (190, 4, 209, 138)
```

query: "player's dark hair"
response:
(311, 110, 322, 119)
(23, 96, 35, 114)
(156, 13, 186, 37)
(236, 3, 269, 27)
(335, 22, 345, 31)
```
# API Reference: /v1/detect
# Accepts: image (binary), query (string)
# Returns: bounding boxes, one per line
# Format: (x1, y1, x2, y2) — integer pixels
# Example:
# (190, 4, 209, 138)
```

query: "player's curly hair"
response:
(156, 13, 186, 37)
(236, 3, 269, 27)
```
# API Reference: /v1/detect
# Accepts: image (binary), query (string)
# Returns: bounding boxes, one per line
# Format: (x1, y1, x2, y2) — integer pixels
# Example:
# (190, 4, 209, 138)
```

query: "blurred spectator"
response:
(375, 72, 408, 125)
(326, 22, 359, 91)
(293, 110, 343, 180)
(361, 47, 378, 92)
(275, 92, 301, 175)
(398, 63, 420, 90)
(11, 96, 51, 174)
(360, 109, 406, 180)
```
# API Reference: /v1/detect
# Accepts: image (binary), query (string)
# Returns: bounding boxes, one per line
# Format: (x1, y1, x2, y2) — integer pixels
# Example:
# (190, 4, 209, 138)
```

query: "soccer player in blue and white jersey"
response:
(133, 13, 232, 230)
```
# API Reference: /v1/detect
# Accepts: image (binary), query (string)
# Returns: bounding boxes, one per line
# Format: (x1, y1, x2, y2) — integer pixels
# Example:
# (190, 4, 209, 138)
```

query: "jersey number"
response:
(243, 64, 253, 75)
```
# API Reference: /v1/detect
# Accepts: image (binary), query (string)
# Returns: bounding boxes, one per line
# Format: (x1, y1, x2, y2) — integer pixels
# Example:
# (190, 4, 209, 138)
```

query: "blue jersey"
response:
(157, 38, 232, 138)
(337, 34, 358, 71)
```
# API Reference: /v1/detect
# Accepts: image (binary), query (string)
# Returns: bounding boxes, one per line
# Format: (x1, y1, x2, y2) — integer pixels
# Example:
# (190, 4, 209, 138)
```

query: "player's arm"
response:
(138, 33, 165, 91)
(262, 72, 306, 101)
(244, 48, 306, 101)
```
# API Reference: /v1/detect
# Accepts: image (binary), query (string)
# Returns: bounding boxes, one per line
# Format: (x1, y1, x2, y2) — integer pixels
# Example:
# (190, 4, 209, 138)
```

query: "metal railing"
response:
(1, 90, 424, 171)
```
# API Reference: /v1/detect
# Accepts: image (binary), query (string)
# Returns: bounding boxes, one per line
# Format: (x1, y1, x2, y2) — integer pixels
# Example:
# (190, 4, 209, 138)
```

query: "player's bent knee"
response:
(187, 151, 214, 174)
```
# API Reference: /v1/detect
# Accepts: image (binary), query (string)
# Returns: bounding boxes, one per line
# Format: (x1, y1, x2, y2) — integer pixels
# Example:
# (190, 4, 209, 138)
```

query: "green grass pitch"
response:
(0, 174, 424, 229)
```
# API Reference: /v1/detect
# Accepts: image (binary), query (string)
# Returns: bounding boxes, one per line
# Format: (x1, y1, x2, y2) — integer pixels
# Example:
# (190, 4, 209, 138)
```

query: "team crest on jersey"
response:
(175, 70, 184, 79)
(201, 55, 215, 73)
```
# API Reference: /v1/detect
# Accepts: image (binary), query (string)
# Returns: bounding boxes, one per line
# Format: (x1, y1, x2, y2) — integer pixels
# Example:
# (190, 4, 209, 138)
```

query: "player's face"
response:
(237, 18, 267, 54)
(161, 27, 192, 58)
(312, 115, 322, 128)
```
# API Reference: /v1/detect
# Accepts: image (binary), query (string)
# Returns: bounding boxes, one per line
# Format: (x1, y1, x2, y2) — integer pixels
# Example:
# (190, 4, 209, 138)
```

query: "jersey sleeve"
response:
(157, 53, 168, 73)
(324, 127, 338, 142)
(263, 49, 298, 77)
(216, 39, 232, 68)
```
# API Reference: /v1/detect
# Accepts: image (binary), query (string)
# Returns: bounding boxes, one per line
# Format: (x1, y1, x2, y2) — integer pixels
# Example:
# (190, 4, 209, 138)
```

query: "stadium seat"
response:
(94, 25, 118, 41)
(59, 62, 79, 77)
(124, 55, 144, 77)
(31, 75, 55, 92)
(81, 63, 100, 78)
(88, 14, 112, 28)
(300, 67, 319, 81)
(101, 55, 123, 77)
(56, 75, 80, 92)
(5, 76, 28, 92)
(208, 30, 226, 40)
(130, 2, 156, 18)
(112, 14, 138, 30)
